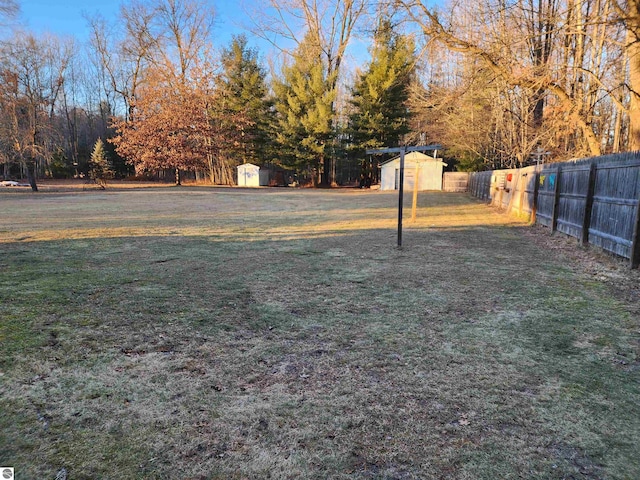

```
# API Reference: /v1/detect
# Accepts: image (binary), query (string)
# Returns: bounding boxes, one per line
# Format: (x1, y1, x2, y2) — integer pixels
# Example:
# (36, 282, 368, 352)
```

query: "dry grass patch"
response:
(0, 188, 638, 479)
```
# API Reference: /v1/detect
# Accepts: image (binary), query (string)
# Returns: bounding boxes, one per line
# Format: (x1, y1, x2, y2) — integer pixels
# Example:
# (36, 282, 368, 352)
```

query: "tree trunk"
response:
(627, 22, 640, 151)
(613, 104, 623, 153)
(322, 155, 331, 186)
(532, 89, 545, 128)
(26, 159, 38, 192)
(175, 168, 181, 185)
(207, 154, 215, 184)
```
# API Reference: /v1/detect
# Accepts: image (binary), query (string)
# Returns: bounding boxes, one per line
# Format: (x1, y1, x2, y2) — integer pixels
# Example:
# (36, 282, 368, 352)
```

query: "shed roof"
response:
(237, 163, 259, 170)
(380, 151, 447, 167)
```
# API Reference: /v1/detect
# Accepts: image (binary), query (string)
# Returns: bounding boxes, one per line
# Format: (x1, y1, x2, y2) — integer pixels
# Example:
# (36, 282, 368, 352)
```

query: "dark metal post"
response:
(397, 148, 406, 247)
(365, 144, 441, 248)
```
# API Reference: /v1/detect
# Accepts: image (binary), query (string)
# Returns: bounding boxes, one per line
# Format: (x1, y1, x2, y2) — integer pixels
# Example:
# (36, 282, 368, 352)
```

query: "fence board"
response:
(536, 183, 555, 228)
(632, 197, 640, 268)
(588, 161, 640, 260)
(582, 163, 597, 245)
(530, 172, 540, 221)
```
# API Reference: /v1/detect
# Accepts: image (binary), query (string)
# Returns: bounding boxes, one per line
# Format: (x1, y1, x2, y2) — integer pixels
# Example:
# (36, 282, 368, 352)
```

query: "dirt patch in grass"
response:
(0, 188, 638, 479)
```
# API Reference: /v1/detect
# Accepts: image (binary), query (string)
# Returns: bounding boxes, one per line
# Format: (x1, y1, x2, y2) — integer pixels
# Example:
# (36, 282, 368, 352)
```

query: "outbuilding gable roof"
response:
(380, 151, 447, 167)
(237, 163, 260, 170)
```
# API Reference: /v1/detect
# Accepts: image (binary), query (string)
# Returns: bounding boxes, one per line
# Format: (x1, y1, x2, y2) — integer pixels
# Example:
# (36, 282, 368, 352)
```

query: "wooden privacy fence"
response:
(468, 153, 640, 268)
(443, 172, 470, 192)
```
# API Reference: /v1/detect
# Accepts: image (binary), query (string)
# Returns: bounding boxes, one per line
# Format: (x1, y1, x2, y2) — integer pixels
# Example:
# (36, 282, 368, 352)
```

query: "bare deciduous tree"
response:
(87, 2, 156, 121)
(152, 0, 215, 81)
(0, 0, 18, 23)
(0, 32, 74, 189)
(618, 0, 640, 150)
(401, 0, 627, 166)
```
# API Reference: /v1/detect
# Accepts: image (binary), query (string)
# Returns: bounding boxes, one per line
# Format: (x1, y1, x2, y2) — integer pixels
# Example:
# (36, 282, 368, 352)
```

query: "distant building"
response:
(237, 163, 264, 187)
(380, 152, 448, 191)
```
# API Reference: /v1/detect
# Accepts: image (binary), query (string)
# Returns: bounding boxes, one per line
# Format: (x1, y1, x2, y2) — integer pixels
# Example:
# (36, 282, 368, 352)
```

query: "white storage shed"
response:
(237, 163, 261, 187)
(380, 152, 447, 191)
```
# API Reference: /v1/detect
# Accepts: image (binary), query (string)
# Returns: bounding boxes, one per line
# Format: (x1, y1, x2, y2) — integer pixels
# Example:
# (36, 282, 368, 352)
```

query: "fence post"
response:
(631, 194, 640, 269)
(551, 166, 562, 232)
(531, 171, 540, 224)
(581, 162, 597, 246)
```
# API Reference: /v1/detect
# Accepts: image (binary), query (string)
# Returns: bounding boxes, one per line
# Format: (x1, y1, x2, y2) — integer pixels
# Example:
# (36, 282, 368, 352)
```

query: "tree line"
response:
(2, 0, 640, 189)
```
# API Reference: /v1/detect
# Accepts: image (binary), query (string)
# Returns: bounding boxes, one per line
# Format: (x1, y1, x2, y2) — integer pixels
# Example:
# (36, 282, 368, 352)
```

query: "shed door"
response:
(395, 168, 417, 190)
(404, 169, 416, 191)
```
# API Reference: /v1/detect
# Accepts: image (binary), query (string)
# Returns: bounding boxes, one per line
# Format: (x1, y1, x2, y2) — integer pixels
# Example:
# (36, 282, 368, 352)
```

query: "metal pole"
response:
(398, 147, 405, 247)
(365, 144, 441, 248)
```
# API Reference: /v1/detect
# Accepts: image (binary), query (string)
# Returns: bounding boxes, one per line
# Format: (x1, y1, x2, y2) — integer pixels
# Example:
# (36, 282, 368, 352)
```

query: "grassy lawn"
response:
(1, 186, 638, 479)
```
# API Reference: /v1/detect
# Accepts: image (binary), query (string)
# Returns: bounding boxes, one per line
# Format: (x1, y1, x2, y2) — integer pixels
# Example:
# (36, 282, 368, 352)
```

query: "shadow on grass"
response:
(1, 221, 639, 479)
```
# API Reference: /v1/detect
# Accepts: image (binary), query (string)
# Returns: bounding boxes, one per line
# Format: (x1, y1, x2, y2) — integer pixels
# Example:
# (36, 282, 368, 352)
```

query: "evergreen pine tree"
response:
(88, 138, 113, 189)
(348, 17, 415, 154)
(272, 32, 336, 185)
(216, 35, 274, 166)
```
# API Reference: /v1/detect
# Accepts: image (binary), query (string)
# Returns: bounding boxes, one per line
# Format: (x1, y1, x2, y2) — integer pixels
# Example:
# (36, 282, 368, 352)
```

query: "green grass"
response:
(0, 186, 639, 479)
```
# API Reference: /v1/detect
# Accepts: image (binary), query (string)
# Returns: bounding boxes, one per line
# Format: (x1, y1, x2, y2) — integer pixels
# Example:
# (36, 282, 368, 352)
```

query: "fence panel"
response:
(465, 152, 640, 267)
(518, 168, 538, 216)
(555, 164, 592, 239)
(469, 171, 492, 200)
(443, 172, 470, 192)
(493, 170, 518, 210)
(589, 160, 640, 259)
(535, 169, 556, 228)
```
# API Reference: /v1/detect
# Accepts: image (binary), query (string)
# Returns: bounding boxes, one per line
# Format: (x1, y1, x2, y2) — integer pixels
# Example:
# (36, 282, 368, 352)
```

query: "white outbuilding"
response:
(379, 151, 448, 191)
(237, 163, 262, 187)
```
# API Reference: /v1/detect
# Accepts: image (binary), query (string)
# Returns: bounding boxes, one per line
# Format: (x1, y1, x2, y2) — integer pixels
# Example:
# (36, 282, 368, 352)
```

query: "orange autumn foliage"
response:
(111, 66, 248, 178)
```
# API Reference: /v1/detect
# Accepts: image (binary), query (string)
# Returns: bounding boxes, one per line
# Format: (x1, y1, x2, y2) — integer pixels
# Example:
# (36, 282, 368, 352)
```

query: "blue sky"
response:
(17, 0, 255, 50)
(15, 0, 439, 70)
(15, 0, 374, 70)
